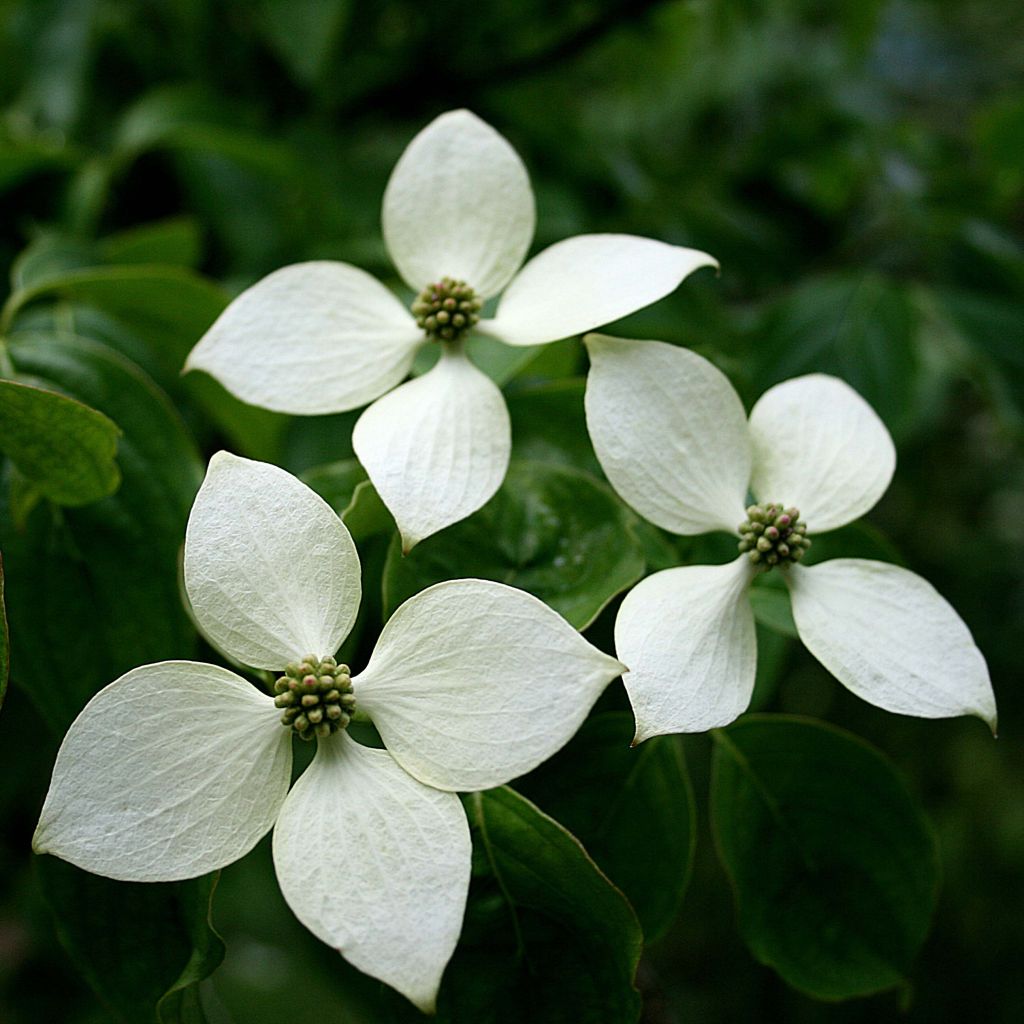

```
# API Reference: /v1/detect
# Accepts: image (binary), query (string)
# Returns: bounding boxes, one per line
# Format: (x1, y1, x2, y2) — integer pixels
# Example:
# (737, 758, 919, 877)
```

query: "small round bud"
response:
(738, 500, 810, 573)
(413, 277, 481, 342)
(277, 654, 357, 742)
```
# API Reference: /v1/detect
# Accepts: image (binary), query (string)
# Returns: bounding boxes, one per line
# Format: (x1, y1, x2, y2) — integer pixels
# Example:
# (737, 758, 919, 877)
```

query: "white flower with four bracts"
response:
(32, 453, 622, 1012)
(184, 109, 715, 551)
(584, 334, 997, 742)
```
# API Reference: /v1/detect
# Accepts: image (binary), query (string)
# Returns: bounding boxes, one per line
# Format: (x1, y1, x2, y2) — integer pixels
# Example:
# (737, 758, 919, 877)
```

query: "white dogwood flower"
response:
(584, 334, 997, 741)
(184, 110, 715, 550)
(33, 452, 622, 1012)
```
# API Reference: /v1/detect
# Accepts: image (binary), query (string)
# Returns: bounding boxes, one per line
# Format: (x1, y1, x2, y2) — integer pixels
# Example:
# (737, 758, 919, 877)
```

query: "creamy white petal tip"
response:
(615, 557, 757, 741)
(184, 452, 361, 670)
(585, 334, 750, 535)
(352, 350, 511, 551)
(749, 374, 896, 533)
(33, 662, 292, 881)
(480, 235, 717, 347)
(354, 579, 624, 790)
(788, 559, 997, 730)
(184, 262, 422, 414)
(382, 109, 535, 299)
(273, 732, 470, 1012)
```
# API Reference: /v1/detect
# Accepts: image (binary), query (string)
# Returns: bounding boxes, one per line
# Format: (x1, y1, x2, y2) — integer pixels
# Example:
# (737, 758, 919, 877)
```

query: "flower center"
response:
(274, 655, 356, 741)
(737, 502, 812, 570)
(411, 277, 482, 342)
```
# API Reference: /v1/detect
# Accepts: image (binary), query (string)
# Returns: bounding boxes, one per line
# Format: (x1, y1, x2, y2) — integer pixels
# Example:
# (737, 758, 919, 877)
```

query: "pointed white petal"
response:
(352, 349, 510, 550)
(748, 374, 896, 533)
(353, 580, 623, 791)
(273, 732, 470, 1013)
(478, 235, 717, 347)
(382, 109, 534, 298)
(184, 262, 422, 414)
(33, 662, 291, 881)
(185, 453, 361, 670)
(585, 335, 751, 535)
(615, 558, 757, 741)
(788, 559, 997, 729)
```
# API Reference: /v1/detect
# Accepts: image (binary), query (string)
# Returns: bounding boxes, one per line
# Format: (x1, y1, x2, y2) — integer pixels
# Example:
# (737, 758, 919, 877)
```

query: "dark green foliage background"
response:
(1, 0, 1022, 1021)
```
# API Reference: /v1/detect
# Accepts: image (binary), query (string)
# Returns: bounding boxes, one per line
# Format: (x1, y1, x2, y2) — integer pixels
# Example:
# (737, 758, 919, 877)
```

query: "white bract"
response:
(33, 452, 622, 1013)
(584, 334, 997, 742)
(184, 109, 715, 550)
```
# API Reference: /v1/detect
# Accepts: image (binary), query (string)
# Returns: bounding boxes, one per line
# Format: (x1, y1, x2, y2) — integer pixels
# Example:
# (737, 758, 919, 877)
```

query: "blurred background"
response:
(1, 0, 1022, 1021)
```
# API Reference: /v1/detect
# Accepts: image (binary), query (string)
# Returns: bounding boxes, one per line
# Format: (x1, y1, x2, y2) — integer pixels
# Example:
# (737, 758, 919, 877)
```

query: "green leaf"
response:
(505, 377, 601, 476)
(382, 460, 646, 629)
(0, 134, 79, 193)
(933, 286, 1024, 425)
(2, 264, 229, 367)
(36, 858, 224, 1024)
(300, 458, 393, 542)
(711, 716, 940, 1000)
(99, 218, 203, 269)
(804, 519, 905, 567)
(0, 332, 203, 729)
(0, 378, 121, 506)
(7, 0, 98, 131)
(518, 712, 695, 941)
(748, 579, 798, 638)
(0, 552, 8, 711)
(752, 273, 921, 440)
(748, 624, 793, 712)
(436, 787, 642, 1023)
(8, 233, 98, 291)
(259, 0, 351, 85)
(466, 336, 580, 388)
(466, 335, 545, 385)
(301, 458, 367, 511)
(114, 86, 302, 181)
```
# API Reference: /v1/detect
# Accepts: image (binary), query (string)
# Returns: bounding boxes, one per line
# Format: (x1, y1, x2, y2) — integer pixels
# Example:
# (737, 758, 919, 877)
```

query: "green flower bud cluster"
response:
(737, 503, 811, 570)
(274, 655, 356, 741)
(412, 277, 482, 342)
